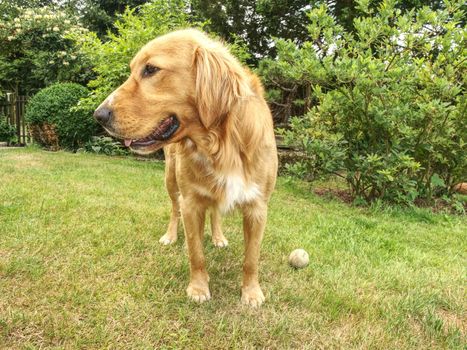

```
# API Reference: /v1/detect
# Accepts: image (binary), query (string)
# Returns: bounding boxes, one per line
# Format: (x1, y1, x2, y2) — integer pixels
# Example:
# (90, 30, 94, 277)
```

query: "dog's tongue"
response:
(124, 139, 132, 147)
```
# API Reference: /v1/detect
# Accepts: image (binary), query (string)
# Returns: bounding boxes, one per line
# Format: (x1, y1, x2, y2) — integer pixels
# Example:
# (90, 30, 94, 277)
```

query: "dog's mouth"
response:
(124, 115, 179, 148)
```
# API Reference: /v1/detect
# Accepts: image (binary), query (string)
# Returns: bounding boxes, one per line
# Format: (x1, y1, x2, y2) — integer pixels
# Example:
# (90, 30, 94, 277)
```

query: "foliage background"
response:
(259, 1, 466, 205)
(1, 0, 465, 206)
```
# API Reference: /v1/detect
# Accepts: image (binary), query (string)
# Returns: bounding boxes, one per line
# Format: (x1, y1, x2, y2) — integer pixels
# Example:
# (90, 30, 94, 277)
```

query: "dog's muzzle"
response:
(93, 106, 113, 126)
(124, 115, 180, 148)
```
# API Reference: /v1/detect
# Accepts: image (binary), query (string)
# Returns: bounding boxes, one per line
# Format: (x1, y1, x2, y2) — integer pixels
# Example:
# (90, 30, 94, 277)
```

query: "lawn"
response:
(0, 147, 465, 349)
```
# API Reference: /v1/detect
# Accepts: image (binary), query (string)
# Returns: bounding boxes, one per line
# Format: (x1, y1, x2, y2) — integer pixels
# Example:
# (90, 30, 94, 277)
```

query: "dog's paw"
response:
(241, 285, 265, 308)
(212, 236, 228, 248)
(159, 233, 177, 245)
(187, 283, 211, 303)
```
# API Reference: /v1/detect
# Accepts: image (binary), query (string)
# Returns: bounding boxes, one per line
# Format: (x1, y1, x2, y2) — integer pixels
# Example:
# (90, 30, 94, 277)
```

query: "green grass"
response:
(1, 147, 465, 349)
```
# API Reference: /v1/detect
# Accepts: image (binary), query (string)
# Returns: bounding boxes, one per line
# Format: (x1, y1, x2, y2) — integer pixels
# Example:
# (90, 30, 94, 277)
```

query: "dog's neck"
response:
(183, 97, 270, 179)
(182, 120, 249, 176)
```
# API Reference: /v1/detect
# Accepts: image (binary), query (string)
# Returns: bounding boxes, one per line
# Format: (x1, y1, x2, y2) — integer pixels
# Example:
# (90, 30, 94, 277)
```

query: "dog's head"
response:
(93, 29, 252, 155)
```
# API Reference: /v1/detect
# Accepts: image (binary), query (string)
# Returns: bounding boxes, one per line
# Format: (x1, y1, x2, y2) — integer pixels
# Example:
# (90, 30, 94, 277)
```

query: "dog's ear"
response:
(194, 44, 252, 129)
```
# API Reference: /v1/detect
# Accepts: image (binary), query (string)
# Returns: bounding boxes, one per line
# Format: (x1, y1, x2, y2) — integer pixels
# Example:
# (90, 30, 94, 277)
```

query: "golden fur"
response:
(95, 29, 277, 307)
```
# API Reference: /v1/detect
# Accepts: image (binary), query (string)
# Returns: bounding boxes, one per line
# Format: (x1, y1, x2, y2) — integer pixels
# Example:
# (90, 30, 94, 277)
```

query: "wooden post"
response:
(14, 94, 21, 144)
(22, 96, 26, 144)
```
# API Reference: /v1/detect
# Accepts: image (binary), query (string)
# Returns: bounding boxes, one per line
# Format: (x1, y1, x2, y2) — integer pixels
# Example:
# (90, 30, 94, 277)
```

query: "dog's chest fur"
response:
(186, 144, 260, 212)
(217, 174, 261, 212)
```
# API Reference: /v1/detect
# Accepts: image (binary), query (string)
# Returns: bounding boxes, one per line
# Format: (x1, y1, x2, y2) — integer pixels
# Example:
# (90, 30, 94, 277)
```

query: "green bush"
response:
(260, 0, 466, 204)
(83, 136, 129, 156)
(0, 118, 16, 145)
(25, 83, 97, 150)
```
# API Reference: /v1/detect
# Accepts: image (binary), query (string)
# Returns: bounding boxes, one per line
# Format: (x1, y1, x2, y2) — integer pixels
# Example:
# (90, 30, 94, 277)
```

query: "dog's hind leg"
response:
(159, 147, 180, 245)
(210, 208, 228, 247)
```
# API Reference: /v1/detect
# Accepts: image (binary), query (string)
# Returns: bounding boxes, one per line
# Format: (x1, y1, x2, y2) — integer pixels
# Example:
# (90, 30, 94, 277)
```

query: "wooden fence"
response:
(0, 94, 29, 145)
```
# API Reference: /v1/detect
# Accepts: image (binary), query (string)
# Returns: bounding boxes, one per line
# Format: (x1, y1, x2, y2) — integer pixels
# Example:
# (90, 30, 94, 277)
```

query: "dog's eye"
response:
(142, 64, 159, 78)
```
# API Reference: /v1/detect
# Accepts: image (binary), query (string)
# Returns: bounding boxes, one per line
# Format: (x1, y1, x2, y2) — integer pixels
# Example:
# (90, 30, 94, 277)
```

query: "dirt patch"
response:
(453, 183, 467, 194)
(313, 188, 354, 204)
(313, 187, 466, 214)
(436, 309, 466, 336)
(414, 197, 467, 214)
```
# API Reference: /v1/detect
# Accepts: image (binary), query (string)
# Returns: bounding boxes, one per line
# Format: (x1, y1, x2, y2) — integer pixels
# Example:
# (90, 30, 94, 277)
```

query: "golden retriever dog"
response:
(93, 29, 277, 307)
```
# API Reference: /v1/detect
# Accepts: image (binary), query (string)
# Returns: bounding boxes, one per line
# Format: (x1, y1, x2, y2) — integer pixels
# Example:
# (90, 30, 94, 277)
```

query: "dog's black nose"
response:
(93, 106, 113, 126)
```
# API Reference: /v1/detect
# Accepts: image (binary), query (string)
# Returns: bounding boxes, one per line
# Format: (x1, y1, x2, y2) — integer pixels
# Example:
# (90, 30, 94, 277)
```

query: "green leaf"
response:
(430, 173, 445, 188)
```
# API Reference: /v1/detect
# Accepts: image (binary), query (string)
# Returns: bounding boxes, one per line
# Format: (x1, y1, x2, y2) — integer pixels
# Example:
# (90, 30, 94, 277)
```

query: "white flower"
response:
(63, 61, 69, 66)
(7, 36, 14, 41)
(53, 26, 59, 32)
(64, 20, 71, 24)
(14, 18, 20, 22)
(70, 55, 77, 60)
(49, 60, 55, 64)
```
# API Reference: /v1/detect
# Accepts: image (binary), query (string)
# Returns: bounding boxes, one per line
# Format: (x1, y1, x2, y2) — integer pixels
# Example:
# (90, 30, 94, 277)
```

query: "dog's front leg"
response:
(180, 195, 211, 303)
(210, 208, 228, 248)
(241, 201, 267, 307)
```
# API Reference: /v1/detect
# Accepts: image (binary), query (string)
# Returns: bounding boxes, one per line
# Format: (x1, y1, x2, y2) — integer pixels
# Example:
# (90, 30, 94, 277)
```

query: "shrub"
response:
(260, 0, 466, 204)
(0, 118, 16, 145)
(83, 136, 129, 156)
(25, 83, 97, 150)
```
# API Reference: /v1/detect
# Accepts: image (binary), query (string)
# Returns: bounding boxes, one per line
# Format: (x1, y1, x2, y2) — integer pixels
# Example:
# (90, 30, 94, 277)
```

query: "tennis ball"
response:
(288, 248, 309, 269)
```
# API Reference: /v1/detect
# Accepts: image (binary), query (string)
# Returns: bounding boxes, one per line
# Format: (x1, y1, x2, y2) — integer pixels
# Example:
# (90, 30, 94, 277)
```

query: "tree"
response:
(0, 6, 93, 95)
(192, 0, 454, 64)
(191, 0, 312, 63)
(327, 0, 446, 33)
(0, 0, 50, 18)
(64, 0, 151, 38)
